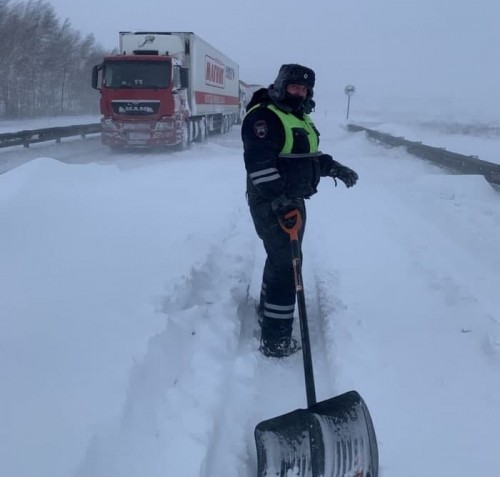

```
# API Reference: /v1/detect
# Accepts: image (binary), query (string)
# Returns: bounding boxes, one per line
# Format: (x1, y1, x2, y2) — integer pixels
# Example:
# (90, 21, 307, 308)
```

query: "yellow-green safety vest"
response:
(248, 103, 319, 155)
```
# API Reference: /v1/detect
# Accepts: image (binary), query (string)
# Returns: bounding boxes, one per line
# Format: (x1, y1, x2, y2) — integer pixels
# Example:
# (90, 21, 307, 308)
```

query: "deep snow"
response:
(1, 111, 499, 477)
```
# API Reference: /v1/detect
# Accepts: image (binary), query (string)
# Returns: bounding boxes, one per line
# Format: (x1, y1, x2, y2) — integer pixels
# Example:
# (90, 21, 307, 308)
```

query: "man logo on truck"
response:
(117, 103, 155, 114)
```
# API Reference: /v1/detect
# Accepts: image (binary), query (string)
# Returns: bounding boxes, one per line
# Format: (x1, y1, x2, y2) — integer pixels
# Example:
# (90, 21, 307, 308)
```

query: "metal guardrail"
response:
(0, 123, 101, 149)
(347, 124, 500, 186)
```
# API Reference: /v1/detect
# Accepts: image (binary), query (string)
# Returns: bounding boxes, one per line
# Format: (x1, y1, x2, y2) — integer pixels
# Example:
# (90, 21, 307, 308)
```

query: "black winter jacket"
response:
(241, 88, 334, 202)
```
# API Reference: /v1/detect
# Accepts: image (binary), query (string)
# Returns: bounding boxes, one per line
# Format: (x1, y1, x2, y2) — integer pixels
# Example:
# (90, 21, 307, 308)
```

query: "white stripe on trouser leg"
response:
(263, 302, 295, 320)
(249, 167, 279, 179)
(253, 174, 280, 185)
(249, 167, 281, 186)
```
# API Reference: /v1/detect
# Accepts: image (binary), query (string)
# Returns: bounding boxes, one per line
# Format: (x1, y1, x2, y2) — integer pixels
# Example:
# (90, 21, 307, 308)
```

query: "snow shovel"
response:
(254, 209, 379, 477)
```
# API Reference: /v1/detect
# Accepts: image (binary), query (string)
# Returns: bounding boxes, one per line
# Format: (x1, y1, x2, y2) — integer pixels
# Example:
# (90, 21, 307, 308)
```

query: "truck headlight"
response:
(156, 119, 175, 131)
(101, 118, 118, 131)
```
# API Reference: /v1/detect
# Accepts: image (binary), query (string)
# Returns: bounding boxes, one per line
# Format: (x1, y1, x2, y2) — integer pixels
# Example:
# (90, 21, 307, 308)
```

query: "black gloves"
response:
(329, 160, 358, 188)
(318, 153, 359, 188)
(271, 194, 301, 220)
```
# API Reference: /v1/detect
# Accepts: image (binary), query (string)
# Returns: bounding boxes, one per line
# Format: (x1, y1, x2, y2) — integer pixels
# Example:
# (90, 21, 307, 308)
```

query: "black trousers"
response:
(248, 196, 306, 344)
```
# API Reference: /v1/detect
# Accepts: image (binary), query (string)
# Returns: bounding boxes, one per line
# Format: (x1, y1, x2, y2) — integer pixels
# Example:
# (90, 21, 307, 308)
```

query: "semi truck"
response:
(238, 81, 265, 123)
(91, 31, 240, 149)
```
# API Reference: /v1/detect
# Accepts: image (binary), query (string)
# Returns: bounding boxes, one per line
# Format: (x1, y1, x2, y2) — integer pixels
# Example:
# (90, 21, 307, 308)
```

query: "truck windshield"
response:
(103, 60, 171, 89)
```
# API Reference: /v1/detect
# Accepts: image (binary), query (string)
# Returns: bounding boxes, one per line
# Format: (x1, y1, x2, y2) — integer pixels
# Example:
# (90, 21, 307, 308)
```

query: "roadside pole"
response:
(344, 84, 356, 120)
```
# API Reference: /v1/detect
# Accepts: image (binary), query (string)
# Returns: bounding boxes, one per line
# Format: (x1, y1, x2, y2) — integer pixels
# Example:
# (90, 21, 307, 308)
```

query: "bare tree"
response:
(0, 0, 109, 118)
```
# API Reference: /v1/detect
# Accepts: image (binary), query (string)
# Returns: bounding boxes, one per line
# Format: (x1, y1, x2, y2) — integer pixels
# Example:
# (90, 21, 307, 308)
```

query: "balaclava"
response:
(268, 64, 316, 114)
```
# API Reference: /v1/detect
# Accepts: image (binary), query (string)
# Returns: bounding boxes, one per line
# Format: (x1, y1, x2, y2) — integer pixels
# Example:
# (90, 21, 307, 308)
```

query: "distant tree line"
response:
(0, 0, 110, 118)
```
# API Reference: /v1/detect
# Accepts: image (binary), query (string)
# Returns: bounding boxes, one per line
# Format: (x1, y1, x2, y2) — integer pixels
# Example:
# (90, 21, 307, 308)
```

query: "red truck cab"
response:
(92, 54, 190, 148)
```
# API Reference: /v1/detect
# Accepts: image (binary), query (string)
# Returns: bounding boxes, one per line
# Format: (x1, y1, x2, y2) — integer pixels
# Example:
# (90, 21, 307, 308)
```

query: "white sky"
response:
(47, 0, 500, 117)
(1, 111, 500, 477)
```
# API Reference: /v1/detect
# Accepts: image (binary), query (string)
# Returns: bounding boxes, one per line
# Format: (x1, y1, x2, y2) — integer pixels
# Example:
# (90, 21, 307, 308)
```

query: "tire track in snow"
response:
(76, 210, 256, 477)
(201, 246, 342, 476)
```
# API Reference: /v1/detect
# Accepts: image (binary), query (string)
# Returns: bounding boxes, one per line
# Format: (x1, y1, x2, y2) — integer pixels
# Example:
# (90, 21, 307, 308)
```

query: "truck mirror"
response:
(180, 67, 189, 89)
(91, 64, 102, 90)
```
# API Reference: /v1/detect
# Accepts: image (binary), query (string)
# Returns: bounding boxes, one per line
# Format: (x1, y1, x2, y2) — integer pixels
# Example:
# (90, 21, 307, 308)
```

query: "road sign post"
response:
(344, 84, 356, 120)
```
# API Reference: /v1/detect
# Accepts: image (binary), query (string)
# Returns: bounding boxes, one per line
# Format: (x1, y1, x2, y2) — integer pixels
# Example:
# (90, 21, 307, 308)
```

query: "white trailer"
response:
(119, 31, 240, 136)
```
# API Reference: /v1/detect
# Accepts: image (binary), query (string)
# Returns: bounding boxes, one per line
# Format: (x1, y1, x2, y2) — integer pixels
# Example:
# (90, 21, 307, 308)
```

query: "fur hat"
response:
(271, 64, 315, 100)
(267, 64, 316, 114)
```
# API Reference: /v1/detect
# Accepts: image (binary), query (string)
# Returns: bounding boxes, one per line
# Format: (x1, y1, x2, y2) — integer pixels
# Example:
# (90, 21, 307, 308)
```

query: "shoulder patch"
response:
(254, 120, 268, 139)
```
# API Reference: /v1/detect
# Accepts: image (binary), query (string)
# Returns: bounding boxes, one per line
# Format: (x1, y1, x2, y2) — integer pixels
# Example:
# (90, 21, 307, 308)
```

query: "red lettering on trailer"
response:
(205, 56, 225, 88)
(194, 91, 239, 105)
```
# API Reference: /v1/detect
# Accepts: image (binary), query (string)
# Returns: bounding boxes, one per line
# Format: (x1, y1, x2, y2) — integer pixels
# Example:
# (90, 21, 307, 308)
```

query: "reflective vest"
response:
(248, 103, 322, 198)
(266, 103, 319, 155)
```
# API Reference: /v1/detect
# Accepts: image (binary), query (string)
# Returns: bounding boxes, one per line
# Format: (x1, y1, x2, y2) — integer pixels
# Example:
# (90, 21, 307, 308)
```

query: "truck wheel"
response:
(221, 116, 228, 134)
(178, 122, 190, 150)
(195, 118, 207, 143)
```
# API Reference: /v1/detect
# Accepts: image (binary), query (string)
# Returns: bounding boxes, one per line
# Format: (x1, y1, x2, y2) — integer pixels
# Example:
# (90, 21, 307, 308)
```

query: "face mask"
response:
(284, 92, 305, 111)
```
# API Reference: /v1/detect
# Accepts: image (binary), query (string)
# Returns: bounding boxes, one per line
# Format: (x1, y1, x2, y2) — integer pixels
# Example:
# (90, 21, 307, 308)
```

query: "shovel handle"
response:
(280, 208, 317, 408)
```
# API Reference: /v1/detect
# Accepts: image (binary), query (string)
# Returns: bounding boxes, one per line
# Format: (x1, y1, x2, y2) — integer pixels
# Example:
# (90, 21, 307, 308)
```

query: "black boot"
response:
(260, 335, 300, 358)
(259, 317, 300, 358)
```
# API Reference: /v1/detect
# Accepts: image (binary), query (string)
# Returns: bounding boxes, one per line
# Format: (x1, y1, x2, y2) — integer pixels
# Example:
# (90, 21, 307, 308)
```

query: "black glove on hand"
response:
(271, 195, 301, 222)
(329, 161, 359, 188)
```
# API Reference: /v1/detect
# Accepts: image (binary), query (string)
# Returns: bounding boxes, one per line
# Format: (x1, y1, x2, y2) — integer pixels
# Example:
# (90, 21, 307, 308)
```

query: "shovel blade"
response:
(254, 390, 378, 477)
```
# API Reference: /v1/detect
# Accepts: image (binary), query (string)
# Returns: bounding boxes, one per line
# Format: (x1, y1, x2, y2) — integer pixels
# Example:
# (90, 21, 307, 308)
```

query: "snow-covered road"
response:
(1, 115, 499, 477)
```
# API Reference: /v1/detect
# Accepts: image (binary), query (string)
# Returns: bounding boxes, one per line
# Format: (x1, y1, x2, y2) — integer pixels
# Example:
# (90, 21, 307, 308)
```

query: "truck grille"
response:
(111, 100, 160, 116)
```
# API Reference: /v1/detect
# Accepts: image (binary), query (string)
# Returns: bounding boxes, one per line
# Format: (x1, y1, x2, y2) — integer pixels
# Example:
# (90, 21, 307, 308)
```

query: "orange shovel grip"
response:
(279, 209, 303, 240)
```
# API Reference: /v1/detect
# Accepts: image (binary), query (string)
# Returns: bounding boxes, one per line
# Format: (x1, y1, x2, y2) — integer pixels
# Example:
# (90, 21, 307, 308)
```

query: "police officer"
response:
(241, 64, 358, 358)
